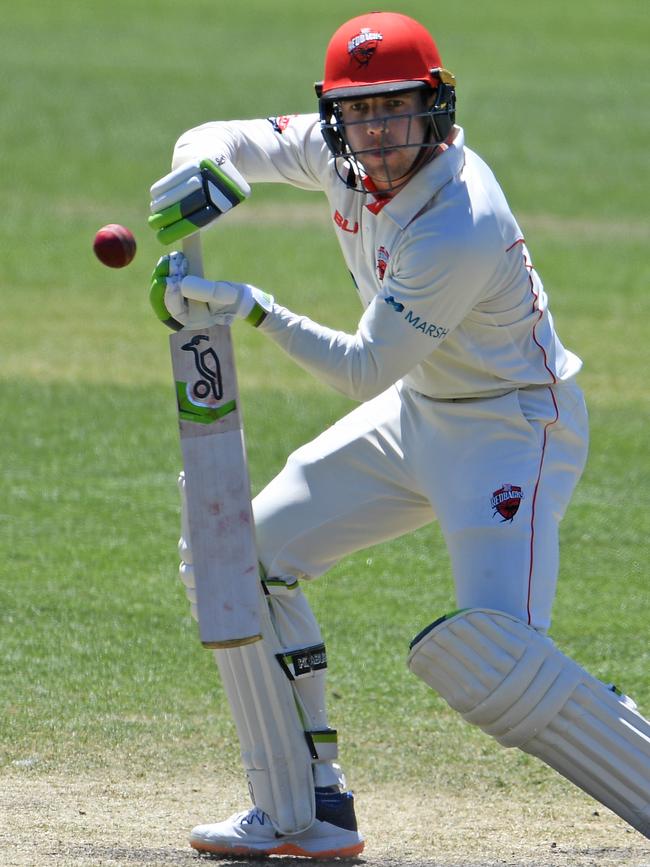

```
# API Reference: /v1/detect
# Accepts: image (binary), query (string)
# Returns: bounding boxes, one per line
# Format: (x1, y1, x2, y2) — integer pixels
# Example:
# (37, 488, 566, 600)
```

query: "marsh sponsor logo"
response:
(384, 295, 404, 312)
(404, 310, 450, 340)
(383, 297, 449, 339)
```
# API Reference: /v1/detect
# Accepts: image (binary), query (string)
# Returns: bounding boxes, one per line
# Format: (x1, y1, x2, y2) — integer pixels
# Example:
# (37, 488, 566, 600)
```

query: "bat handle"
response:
(182, 233, 209, 328)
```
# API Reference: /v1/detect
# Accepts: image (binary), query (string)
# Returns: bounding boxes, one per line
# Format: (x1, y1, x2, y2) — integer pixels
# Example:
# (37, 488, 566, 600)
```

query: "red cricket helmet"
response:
(320, 11, 447, 98)
(315, 12, 457, 191)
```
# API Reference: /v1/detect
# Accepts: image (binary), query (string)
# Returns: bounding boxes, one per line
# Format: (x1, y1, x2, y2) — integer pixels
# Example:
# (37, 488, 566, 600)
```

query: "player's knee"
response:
(263, 575, 324, 650)
(407, 608, 566, 743)
(252, 505, 291, 578)
(408, 607, 591, 745)
(252, 453, 313, 563)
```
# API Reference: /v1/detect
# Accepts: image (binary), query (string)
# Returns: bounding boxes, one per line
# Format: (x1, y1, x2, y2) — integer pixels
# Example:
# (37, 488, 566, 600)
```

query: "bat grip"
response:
(182, 233, 209, 328)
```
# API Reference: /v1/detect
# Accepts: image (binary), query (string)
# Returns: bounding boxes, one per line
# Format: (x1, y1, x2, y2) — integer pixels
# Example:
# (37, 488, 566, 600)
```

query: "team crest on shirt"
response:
(491, 484, 524, 522)
(267, 115, 297, 134)
(348, 28, 383, 67)
(376, 246, 390, 281)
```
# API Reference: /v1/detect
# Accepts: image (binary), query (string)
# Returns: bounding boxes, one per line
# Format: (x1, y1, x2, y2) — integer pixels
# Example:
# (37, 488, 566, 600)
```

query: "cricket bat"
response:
(169, 232, 262, 648)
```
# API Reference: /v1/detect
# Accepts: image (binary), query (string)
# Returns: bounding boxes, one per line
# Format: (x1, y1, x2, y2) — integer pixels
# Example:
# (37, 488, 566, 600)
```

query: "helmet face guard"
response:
(316, 72, 456, 192)
(316, 13, 456, 192)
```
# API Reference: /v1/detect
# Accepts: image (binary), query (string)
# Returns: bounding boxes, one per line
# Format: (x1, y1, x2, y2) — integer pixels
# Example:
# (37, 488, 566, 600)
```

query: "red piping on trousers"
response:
(508, 239, 558, 385)
(505, 239, 561, 623)
(526, 386, 559, 624)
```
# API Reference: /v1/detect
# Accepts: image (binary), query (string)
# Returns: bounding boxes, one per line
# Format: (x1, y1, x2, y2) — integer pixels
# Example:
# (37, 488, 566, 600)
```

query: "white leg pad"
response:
(408, 608, 650, 839)
(214, 581, 316, 835)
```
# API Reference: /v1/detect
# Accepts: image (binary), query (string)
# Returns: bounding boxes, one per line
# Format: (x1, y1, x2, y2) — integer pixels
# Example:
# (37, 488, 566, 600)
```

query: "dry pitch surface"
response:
(2, 768, 649, 867)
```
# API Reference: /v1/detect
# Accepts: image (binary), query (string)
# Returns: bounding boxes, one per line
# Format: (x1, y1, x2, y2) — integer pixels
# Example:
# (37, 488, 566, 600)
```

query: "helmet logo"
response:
(347, 28, 383, 67)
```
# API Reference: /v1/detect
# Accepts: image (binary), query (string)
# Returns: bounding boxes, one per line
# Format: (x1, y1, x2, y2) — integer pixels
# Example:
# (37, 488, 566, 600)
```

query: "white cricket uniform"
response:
(174, 114, 588, 631)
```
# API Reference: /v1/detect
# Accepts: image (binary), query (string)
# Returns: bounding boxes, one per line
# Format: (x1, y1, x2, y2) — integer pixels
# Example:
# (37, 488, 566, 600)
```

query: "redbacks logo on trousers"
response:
(348, 28, 383, 67)
(491, 484, 524, 522)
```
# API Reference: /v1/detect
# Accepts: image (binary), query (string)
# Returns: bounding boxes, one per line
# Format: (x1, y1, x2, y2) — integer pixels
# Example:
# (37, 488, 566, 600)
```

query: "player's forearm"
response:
(259, 303, 404, 402)
(172, 116, 324, 190)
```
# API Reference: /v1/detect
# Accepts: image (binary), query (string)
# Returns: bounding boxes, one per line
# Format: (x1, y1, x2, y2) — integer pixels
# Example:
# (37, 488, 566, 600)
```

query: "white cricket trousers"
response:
(253, 379, 589, 632)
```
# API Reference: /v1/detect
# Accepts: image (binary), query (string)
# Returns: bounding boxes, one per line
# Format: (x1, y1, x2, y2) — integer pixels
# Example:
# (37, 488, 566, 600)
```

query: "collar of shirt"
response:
(371, 126, 466, 230)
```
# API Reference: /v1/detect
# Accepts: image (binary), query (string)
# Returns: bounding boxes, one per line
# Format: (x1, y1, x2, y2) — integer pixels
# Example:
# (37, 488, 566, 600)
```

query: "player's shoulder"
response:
(265, 112, 330, 168)
(397, 174, 510, 277)
(266, 112, 322, 140)
(434, 141, 515, 245)
(462, 145, 506, 196)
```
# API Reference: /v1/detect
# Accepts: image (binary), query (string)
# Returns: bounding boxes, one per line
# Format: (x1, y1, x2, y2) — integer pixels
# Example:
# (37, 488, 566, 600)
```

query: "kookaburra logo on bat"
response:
(182, 334, 224, 401)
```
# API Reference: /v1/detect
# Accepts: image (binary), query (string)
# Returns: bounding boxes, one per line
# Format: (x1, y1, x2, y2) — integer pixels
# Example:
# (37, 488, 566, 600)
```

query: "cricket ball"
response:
(93, 223, 137, 268)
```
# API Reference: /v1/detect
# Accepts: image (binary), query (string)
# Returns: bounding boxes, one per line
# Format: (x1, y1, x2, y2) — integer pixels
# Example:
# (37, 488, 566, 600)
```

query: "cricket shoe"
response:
(189, 789, 364, 858)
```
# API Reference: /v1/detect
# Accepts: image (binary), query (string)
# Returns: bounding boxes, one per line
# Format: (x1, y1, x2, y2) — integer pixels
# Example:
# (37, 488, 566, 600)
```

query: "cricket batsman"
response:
(148, 12, 650, 858)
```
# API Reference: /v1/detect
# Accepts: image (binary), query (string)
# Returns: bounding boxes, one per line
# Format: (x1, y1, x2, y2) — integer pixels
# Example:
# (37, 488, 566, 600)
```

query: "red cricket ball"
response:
(93, 223, 137, 268)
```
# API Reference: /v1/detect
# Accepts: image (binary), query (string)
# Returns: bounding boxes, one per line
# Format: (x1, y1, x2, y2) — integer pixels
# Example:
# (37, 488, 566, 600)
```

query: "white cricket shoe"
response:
(190, 790, 364, 859)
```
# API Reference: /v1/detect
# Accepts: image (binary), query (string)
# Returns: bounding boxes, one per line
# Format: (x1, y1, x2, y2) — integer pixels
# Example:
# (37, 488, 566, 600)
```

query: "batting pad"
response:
(212, 580, 339, 834)
(214, 585, 316, 835)
(408, 608, 650, 839)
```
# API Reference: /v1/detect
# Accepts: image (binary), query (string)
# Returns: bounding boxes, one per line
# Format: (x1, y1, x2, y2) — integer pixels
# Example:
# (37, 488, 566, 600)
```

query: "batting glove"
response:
(148, 157, 250, 245)
(149, 252, 273, 331)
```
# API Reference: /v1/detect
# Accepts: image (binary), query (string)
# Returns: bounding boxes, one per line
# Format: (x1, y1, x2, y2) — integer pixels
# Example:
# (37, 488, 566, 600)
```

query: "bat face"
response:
(182, 334, 224, 400)
(170, 320, 262, 648)
(173, 331, 235, 426)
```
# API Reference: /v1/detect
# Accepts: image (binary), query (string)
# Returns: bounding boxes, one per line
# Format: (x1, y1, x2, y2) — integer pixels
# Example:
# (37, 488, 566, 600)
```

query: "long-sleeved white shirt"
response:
(173, 114, 581, 402)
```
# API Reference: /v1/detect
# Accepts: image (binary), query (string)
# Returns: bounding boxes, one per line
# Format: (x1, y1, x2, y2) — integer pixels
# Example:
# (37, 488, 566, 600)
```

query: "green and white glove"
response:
(149, 157, 251, 245)
(149, 251, 273, 331)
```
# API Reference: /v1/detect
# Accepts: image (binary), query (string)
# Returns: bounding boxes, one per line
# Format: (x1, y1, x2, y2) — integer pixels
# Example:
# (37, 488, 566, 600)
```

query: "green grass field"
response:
(1, 1, 649, 863)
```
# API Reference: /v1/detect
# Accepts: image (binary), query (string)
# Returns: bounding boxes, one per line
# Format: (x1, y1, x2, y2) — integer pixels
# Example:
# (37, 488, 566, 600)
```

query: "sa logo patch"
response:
(376, 246, 390, 280)
(267, 115, 296, 134)
(491, 484, 524, 522)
